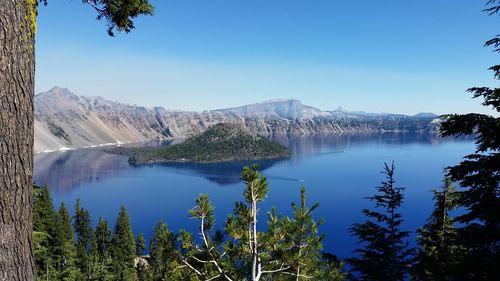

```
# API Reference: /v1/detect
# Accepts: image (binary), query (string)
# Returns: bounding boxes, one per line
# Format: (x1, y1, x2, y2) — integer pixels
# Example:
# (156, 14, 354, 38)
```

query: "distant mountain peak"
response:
(333, 106, 346, 112)
(39, 86, 73, 96)
(413, 112, 439, 118)
(214, 98, 324, 119)
(261, 99, 301, 104)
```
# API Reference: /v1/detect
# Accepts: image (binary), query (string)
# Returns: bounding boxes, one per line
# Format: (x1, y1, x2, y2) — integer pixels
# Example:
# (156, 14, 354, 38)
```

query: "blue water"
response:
(34, 134, 474, 259)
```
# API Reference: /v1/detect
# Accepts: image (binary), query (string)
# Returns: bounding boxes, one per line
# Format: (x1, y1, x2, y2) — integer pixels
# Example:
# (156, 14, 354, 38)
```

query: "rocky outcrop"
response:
(34, 87, 441, 153)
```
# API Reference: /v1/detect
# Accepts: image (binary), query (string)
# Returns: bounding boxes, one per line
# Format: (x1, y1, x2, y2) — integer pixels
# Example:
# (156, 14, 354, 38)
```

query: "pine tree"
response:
(148, 220, 176, 280)
(413, 174, 463, 280)
(180, 165, 346, 281)
(347, 162, 413, 281)
(179, 194, 230, 280)
(33, 230, 57, 281)
(439, 1, 500, 278)
(53, 202, 79, 280)
(95, 217, 113, 280)
(110, 206, 137, 281)
(136, 233, 146, 257)
(32, 184, 57, 280)
(33, 184, 57, 235)
(74, 199, 94, 280)
(282, 187, 346, 280)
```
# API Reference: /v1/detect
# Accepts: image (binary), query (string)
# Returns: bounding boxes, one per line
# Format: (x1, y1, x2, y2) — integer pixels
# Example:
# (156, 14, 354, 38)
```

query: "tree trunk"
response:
(0, 1, 36, 280)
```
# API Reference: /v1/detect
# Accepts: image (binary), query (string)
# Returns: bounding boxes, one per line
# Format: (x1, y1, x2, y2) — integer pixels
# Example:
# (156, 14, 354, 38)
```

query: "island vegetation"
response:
(110, 123, 290, 164)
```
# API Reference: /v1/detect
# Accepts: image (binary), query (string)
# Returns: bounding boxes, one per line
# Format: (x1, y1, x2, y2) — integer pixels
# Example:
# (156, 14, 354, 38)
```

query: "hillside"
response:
(34, 87, 441, 153)
(111, 123, 290, 164)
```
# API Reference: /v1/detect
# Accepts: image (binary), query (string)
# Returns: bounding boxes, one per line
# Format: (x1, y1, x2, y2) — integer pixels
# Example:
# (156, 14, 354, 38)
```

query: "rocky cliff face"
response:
(34, 87, 441, 153)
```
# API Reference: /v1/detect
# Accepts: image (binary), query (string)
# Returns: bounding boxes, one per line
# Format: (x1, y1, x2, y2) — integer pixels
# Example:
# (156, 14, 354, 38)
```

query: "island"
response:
(109, 123, 290, 164)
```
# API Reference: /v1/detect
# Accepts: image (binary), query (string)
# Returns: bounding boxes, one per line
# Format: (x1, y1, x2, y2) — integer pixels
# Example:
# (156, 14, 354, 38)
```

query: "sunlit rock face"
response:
(34, 87, 440, 153)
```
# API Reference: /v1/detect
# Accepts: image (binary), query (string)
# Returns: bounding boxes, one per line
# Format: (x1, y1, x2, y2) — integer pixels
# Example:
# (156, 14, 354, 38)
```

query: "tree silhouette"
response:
(439, 1, 500, 279)
(347, 163, 413, 281)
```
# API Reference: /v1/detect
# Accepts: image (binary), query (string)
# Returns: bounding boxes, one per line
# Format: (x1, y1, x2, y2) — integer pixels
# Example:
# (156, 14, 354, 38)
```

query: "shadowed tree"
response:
(32, 185, 57, 280)
(413, 174, 463, 280)
(33, 184, 57, 236)
(347, 162, 413, 281)
(74, 199, 94, 280)
(0, 1, 153, 279)
(439, 1, 500, 279)
(135, 233, 146, 257)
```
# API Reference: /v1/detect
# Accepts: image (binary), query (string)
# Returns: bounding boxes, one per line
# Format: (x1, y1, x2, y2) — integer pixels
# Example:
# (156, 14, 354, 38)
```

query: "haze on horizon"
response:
(35, 0, 498, 115)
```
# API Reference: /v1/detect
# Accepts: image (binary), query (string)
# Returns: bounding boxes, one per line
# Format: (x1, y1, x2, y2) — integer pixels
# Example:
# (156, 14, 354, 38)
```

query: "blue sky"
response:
(35, 0, 498, 114)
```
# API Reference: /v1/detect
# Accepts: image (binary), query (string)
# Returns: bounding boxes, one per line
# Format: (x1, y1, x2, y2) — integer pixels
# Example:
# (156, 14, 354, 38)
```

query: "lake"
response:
(34, 133, 474, 259)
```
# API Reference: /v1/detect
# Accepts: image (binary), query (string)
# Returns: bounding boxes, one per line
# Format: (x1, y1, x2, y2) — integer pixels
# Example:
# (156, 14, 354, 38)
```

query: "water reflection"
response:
(34, 133, 463, 193)
(34, 149, 130, 194)
(272, 133, 449, 156)
(152, 159, 285, 185)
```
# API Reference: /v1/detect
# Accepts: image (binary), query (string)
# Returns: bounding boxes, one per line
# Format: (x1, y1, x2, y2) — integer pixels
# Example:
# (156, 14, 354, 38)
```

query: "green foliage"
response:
(413, 174, 464, 280)
(54, 203, 80, 280)
(438, 1, 500, 279)
(74, 199, 95, 279)
(242, 164, 269, 204)
(135, 233, 146, 257)
(148, 220, 177, 280)
(82, 0, 154, 36)
(347, 162, 413, 281)
(110, 206, 137, 280)
(95, 217, 113, 280)
(111, 123, 290, 164)
(282, 187, 341, 280)
(179, 165, 345, 281)
(33, 184, 57, 280)
(33, 184, 56, 235)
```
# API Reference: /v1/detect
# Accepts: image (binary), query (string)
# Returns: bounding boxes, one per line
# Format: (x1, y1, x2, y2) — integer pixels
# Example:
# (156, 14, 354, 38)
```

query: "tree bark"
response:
(0, 1, 36, 280)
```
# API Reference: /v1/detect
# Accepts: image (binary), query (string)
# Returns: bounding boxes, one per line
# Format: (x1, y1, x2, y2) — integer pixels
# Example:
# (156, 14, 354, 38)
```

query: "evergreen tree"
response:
(413, 174, 463, 280)
(33, 184, 57, 235)
(32, 184, 57, 280)
(282, 187, 346, 280)
(178, 194, 229, 280)
(347, 162, 413, 281)
(53, 202, 79, 280)
(33, 230, 57, 281)
(180, 165, 345, 281)
(148, 220, 176, 280)
(136, 233, 146, 257)
(439, 1, 500, 278)
(95, 217, 113, 280)
(110, 206, 137, 281)
(74, 199, 95, 280)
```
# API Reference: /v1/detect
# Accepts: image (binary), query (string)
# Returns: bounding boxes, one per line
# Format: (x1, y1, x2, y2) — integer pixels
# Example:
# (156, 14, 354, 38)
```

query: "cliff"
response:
(34, 87, 441, 153)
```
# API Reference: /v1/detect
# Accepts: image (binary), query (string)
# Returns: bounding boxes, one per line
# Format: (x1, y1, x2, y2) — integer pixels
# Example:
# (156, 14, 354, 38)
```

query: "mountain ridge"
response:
(34, 87, 441, 153)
